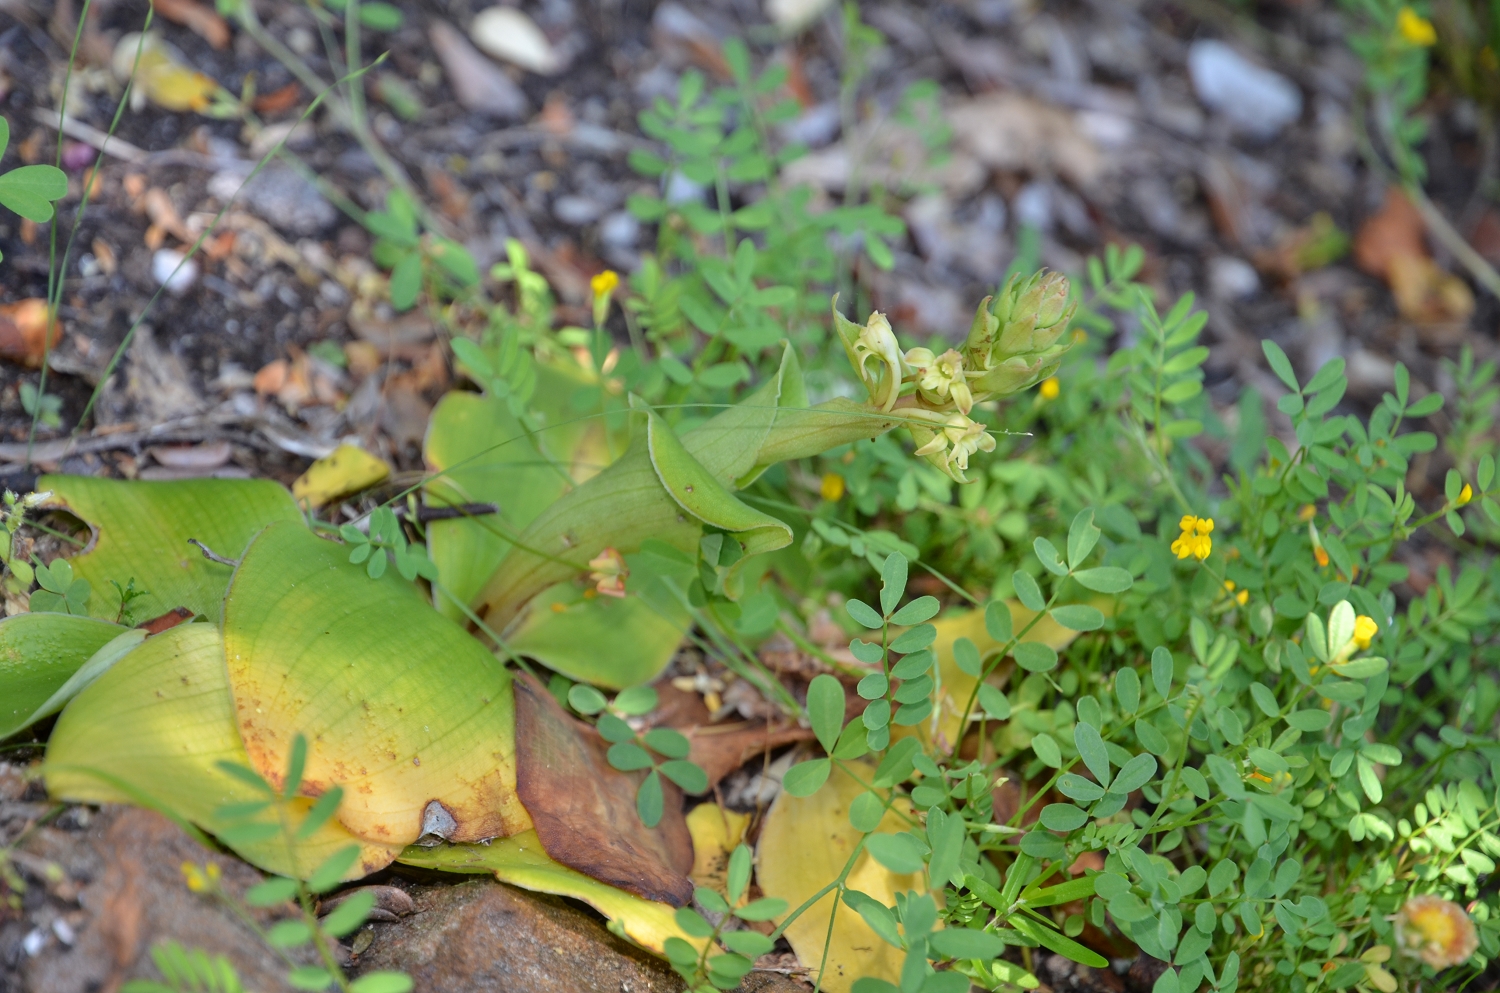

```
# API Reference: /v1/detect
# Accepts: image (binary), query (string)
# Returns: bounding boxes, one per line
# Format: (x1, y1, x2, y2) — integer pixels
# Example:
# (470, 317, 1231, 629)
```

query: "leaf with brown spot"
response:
(512, 674, 693, 906)
(221, 522, 532, 848)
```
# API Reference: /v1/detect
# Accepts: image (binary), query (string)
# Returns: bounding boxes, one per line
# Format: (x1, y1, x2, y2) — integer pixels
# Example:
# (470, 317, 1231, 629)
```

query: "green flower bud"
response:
(964, 270, 1077, 398)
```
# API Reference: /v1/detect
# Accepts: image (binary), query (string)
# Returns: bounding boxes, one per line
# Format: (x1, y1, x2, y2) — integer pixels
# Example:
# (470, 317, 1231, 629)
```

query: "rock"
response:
(1209, 256, 1260, 300)
(599, 210, 640, 248)
(208, 165, 335, 237)
(470, 7, 562, 74)
(1187, 40, 1302, 139)
(429, 20, 529, 120)
(553, 194, 605, 225)
(765, 0, 837, 32)
(4, 807, 313, 993)
(151, 249, 199, 295)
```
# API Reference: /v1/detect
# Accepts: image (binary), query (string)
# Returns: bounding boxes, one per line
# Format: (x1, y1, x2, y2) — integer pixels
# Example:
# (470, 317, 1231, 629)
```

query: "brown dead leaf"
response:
(512, 674, 694, 906)
(1355, 188, 1474, 324)
(1355, 187, 1427, 279)
(0, 299, 63, 367)
(687, 720, 815, 791)
(143, 188, 191, 242)
(91, 238, 118, 275)
(253, 359, 289, 396)
(425, 168, 471, 222)
(949, 93, 1105, 189)
(252, 82, 302, 116)
(151, 0, 229, 48)
(344, 341, 383, 378)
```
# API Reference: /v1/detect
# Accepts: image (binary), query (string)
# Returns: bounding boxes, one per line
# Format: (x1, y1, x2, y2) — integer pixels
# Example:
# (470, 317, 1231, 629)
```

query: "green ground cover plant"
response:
(2, 4, 1499, 993)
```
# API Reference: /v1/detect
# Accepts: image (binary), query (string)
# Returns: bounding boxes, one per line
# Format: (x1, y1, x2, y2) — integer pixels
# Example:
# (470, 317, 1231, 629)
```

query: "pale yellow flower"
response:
(587, 547, 628, 598)
(913, 412, 996, 474)
(851, 313, 905, 412)
(820, 473, 845, 502)
(1395, 895, 1478, 969)
(904, 347, 974, 413)
(1039, 376, 1060, 400)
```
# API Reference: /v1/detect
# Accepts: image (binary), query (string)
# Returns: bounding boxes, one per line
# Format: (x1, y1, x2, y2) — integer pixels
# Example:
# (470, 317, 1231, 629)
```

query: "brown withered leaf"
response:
(1354, 187, 1475, 325)
(512, 675, 694, 906)
(686, 719, 814, 792)
(151, 0, 230, 48)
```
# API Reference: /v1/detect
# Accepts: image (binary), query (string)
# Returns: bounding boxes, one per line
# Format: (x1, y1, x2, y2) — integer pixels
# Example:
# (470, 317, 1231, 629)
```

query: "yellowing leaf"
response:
(38, 475, 303, 621)
(222, 522, 531, 848)
(291, 444, 391, 509)
(113, 32, 221, 113)
(913, 601, 1082, 751)
(685, 802, 750, 892)
(756, 762, 918, 993)
(397, 831, 700, 955)
(44, 623, 400, 880)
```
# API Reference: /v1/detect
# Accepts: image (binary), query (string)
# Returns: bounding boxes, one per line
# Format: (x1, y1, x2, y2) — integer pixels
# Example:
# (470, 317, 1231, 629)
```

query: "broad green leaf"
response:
(222, 523, 530, 847)
(38, 476, 302, 620)
(0, 165, 68, 222)
(45, 623, 400, 880)
(0, 613, 126, 739)
(398, 829, 701, 956)
(13, 628, 146, 733)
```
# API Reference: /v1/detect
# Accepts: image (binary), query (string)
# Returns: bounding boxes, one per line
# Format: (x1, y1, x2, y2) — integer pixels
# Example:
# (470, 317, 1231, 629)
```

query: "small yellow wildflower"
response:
(1314, 546, 1330, 568)
(1395, 895, 1479, 969)
(1224, 580, 1236, 592)
(1171, 515, 1214, 560)
(590, 269, 620, 326)
(1236, 589, 1249, 606)
(820, 473, 846, 502)
(590, 269, 620, 298)
(1353, 614, 1379, 651)
(181, 861, 221, 893)
(1039, 377, 1060, 400)
(1456, 483, 1473, 507)
(1397, 7, 1437, 45)
(1298, 504, 1317, 522)
(587, 547, 628, 599)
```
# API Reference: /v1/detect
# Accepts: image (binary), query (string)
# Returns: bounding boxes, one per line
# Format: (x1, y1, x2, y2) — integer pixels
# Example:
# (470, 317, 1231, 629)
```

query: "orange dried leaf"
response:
(0, 299, 63, 367)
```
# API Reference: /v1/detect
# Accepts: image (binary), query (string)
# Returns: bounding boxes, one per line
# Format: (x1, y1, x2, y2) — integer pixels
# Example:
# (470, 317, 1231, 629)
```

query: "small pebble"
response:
(599, 210, 639, 248)
(22, 927, 46, 957)
(52, 918, 76, 946)
(1188, 40, 1302, 139)
(553, 195, 604, 225)
(152, 249, 199, 295)
(664, 171, 705, 205)
(470, 6, 561, 74)
(1209, 256, 1260, 300)
(1012, 183, 1053, 231)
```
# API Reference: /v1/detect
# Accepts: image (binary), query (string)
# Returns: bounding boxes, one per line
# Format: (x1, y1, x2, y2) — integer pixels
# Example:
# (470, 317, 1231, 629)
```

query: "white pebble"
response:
(1188, 40, 1302, 139)
(1209, 256, 1260, 301)
(470, 7, 561, 74)
(152, 249, 199, 295)
(22, 927, 46, 957)
(52, 918, 76, 946)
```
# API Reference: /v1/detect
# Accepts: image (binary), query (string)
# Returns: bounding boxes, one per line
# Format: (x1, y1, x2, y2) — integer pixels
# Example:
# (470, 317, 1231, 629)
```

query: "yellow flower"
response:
(820, 473, 845, 502)
(1456, 483, 1473, 507)
(181, 861, 221, 893)
(1236, 589, 1249, 606)
(1353, 614, 1378, 651)
(1039, 376, 1060, 400)
(851, 313, 905, 412)
(1298, 503, 1317, 522)
(1397, 6, 1437, 46)
(587, 547, 628, 599)
(912, 411, 997, 475)
(1223, 580, 1236, 591)
(590, 270, 620, 326)
(590, 269, 620, 298)
(1314, 546, 1329, 568)
(1395, 895, 1479, 969)
(1171, 515, 1214, 560)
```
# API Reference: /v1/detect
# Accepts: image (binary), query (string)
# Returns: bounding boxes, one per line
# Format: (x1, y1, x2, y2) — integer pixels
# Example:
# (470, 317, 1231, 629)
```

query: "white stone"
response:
(1188, 40, 1302, 139)
(470, 6, 561, 74)
(1209, 256, 1260, 300)
(152, 249, 199, 295)
(766, 0, 836, 31)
